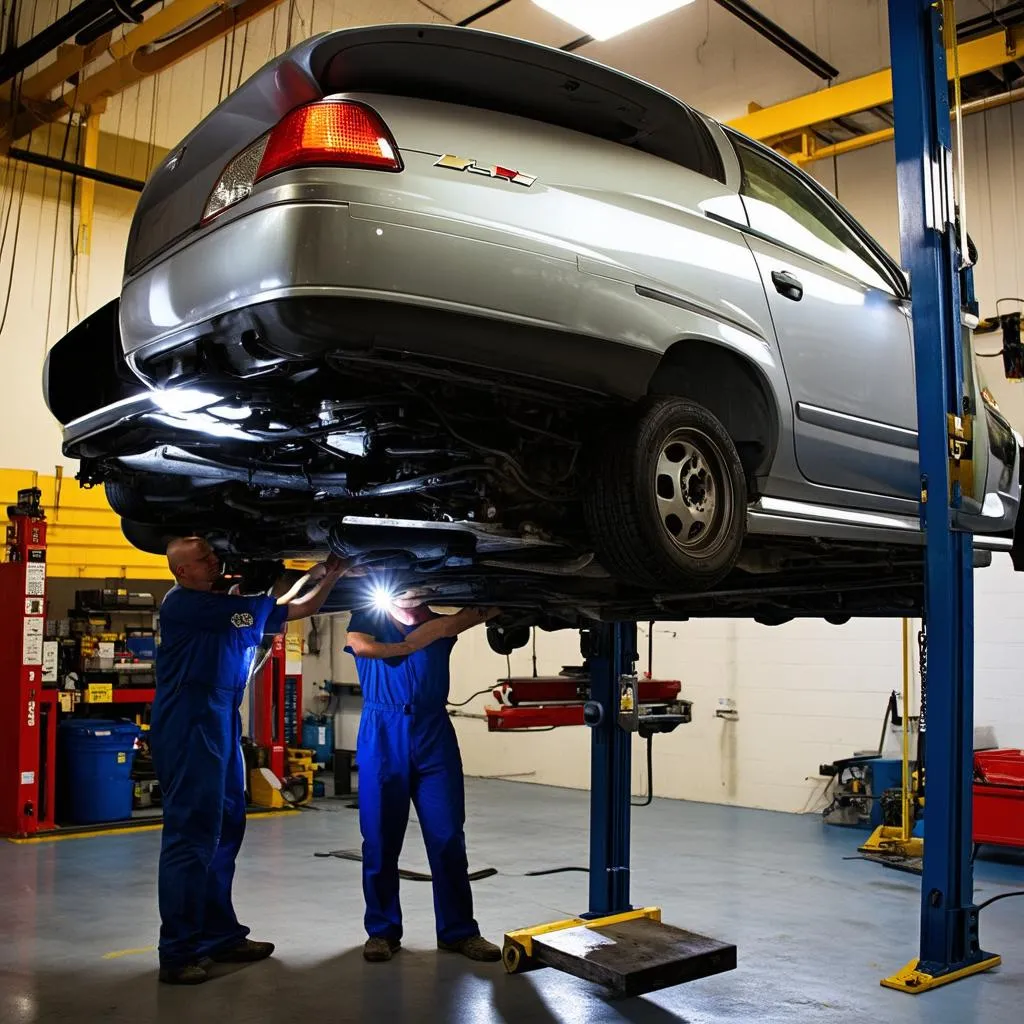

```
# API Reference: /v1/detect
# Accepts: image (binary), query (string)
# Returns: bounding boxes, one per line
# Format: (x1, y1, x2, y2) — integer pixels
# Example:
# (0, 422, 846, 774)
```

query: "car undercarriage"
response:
(64, 340, 936, 625)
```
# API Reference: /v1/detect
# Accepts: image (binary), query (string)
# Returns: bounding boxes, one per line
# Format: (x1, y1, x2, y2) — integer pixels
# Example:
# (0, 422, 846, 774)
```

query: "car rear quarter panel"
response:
(122, 92, 792, 440)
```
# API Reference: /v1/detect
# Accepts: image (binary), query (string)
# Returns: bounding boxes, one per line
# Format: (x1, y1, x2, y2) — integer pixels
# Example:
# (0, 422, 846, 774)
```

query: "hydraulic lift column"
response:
(586, 621, 637, 916)
(884, 0, 1000, 992)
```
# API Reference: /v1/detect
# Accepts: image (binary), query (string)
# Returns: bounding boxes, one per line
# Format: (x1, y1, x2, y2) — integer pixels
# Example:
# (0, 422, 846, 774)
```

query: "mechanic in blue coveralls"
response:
(152, 536, 349, 985)
(345, 595, 502, 963)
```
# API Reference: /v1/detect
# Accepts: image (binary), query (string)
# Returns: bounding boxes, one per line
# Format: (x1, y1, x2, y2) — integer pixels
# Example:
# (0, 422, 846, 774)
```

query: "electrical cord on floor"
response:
(522, 866, 588, 876)
(314, 849, 587, 881)
(632, 734, 654, 808)
(977, 890, 1024, 911)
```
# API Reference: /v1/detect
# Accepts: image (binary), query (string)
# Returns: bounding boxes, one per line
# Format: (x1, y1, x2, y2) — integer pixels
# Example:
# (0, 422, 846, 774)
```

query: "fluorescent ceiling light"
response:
(532, 0, 697, 40)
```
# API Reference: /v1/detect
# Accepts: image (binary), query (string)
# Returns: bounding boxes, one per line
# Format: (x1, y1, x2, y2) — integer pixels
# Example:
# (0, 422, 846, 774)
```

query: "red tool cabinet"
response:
(974, 749, 1024, 851)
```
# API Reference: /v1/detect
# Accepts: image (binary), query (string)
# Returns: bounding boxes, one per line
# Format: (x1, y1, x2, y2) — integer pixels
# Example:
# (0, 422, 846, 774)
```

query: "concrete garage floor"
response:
(1, 779, 1022, 1023)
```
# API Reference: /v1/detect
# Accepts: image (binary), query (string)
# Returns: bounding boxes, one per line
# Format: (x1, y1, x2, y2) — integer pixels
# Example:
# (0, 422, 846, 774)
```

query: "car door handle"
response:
(771, 270, 804, 301)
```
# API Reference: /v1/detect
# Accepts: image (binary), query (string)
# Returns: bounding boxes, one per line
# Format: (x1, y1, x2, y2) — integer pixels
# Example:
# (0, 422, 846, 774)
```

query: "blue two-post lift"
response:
(581, 0, 1001, 998)
(578, 0, 1003, 995)
(504, 0, 1002, 998)
(882, 0, 1001, 993)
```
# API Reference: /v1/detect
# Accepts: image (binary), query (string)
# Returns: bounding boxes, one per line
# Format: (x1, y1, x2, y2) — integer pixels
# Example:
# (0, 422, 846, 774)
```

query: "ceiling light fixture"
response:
(532, 0, 697, 41)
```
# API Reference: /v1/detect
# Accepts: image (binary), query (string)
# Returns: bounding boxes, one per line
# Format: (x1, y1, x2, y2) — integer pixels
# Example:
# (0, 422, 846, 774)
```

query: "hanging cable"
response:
(235, 22, 249, 91)
(632, 734, 654, 807)
(531, 628, 537, 678)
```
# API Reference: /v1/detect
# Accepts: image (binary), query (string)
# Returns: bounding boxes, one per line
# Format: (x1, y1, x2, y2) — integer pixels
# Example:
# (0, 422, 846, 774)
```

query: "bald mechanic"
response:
(153, 537, 348, 985)
(345, 598, 501, 964)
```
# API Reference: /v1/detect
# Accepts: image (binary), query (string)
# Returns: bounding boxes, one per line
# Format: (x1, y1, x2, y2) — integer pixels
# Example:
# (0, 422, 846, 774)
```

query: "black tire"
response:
(106, 477, 191, 520)
(583, 398, 746, 590)
(120, 518, 176, 556)
(106, 481, 151, 520)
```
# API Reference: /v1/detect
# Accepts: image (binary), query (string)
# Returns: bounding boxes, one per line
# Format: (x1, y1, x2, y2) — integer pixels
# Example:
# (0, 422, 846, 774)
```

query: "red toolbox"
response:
(973, 749, 1024, 851)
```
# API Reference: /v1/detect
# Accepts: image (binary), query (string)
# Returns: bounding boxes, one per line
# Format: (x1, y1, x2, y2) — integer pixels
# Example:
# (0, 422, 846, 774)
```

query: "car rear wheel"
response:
(120, 518, 176, 556)
(583, 398, 746, 590)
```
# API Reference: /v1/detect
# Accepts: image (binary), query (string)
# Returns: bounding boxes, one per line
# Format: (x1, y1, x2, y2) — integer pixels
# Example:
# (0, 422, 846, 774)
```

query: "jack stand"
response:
(502, 622, 736, 997)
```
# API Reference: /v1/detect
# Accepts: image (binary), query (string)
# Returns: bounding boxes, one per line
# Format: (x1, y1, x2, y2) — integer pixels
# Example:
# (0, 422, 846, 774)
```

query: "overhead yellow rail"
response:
(1, 0, 288, 152)
(728, 26, 1020, 163)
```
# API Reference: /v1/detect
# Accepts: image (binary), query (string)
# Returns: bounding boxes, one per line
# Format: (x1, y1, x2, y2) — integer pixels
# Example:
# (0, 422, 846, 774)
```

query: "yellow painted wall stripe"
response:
(1, 468, 168, 579)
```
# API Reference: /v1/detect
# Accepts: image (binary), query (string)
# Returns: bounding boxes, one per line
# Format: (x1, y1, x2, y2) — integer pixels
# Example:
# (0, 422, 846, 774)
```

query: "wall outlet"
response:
(716, 697, 739, 721)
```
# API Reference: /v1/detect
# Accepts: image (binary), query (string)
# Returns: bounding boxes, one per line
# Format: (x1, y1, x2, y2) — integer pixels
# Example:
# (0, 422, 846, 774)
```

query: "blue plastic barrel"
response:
(59, 719, 140, 825)
(301, 716, 334, 764)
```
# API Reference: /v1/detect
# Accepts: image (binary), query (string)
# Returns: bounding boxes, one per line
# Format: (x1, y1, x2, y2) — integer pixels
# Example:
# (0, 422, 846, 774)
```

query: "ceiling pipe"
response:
(457, 1, 513, 27)
(712, 0, 839, 81)
(75, 0, 165, 47)
(7, 146, 147, 191)
(0, 0, 115, 85)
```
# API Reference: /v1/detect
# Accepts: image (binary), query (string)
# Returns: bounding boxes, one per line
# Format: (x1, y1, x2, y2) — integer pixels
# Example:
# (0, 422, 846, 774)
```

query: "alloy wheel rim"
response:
(653, 428, 733, 557)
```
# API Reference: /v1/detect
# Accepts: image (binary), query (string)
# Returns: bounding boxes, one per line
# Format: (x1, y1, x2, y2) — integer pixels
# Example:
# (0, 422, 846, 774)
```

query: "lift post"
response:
(501, 621, 735, 995)
(586, 620, 637, 916)
(883, 0, 1000, 992)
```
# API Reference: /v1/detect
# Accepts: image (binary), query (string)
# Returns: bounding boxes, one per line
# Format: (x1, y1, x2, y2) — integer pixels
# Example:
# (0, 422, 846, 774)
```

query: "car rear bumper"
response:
(119, 195, 667, 398)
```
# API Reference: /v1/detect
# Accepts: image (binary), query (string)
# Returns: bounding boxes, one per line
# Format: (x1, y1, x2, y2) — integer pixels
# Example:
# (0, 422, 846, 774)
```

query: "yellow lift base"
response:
(881, 954, 1002, 994)
(503, 907, 736, 998)
(859, 825, 924, 859)
(858, 825, 924, 873)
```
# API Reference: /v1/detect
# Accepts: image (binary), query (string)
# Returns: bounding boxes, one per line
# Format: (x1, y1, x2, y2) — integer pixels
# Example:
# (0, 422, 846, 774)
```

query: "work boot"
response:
(437, 935, 502, 962)
(158, 962, 210, 986)
(363, 937, 401, 962)
(209, 939, 276, 963)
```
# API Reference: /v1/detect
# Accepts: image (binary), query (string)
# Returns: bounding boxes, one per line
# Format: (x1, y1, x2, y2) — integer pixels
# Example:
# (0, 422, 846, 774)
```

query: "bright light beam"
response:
(371, 582, 397, 615)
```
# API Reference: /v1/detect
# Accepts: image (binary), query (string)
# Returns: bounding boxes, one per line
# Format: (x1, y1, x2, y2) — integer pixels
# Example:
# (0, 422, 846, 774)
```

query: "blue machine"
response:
(883, 0, 1001, 992)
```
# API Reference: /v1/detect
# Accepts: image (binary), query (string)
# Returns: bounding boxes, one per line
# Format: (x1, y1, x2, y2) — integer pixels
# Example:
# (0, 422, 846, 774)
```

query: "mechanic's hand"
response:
(459, 606, 499, 626)
(323, 553, 350, 577)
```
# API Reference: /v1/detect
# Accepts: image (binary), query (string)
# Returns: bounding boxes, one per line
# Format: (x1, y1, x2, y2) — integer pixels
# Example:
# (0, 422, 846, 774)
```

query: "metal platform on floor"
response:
(503, 907, 736, 998)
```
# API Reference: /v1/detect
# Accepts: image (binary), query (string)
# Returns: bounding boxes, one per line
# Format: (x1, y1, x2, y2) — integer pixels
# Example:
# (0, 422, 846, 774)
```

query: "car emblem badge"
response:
(434, 153, 537, 187)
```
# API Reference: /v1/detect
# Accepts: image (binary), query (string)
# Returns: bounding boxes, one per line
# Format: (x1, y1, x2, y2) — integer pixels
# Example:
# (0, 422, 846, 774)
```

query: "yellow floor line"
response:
(5, 808, 299, 844)
(103, 946, 157, 960)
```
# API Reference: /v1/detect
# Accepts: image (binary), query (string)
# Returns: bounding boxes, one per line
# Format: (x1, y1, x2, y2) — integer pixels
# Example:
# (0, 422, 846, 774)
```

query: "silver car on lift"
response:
(43, 24, 1021, 624)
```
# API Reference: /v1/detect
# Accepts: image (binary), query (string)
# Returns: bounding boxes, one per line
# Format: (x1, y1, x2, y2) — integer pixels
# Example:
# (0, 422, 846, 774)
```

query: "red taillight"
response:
(256, 100, 402, 181)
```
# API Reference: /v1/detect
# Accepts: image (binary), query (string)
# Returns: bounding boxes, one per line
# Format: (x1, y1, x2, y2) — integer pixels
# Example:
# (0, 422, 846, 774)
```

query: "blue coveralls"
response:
(346, 609, 479, 945)
(151, 585, 287, 969)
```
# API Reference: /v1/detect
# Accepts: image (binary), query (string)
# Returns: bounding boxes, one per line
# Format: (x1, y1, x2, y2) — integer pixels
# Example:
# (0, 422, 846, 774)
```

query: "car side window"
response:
(734, 139, 895, 294)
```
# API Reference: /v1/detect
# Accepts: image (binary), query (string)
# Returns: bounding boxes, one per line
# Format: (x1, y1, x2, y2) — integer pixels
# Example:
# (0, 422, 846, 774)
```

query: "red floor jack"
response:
(0, 489, 58, 837)
(486, 669, 691, 734)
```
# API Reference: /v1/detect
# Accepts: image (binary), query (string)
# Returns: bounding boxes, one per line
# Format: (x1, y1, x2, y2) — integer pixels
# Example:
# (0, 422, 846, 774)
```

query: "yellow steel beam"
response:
(729, 27, 1019, 144)
(1, 0, 286, 152)
(789, 82, 1024, 167)
(76, 113, 102, 255)
(0, 0, 215, 111)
